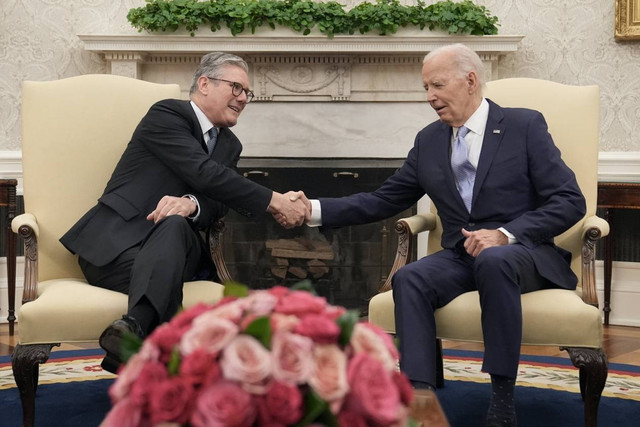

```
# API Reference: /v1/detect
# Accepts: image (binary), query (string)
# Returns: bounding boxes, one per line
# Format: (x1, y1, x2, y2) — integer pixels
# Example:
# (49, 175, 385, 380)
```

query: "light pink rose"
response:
(101, 397, 143, 427)
(257, 380, 304, 425)
(109, 340, 160, 403)
(308, 344, 349, 407)
(149, 376, 196, 425)
(350, 323, 397, 371)
(220, 335, 272, 394)
(270, 313, 300, 333)
(205, 299, 246, 323)
(274, 291, 327, 316)
(346, 353, 401, 425)
(191, 381, 256, 427)
(179, 315, 238, 355)
(243, 290, 278, 316)
(271, 331, 314, 384)
(294, 313, 341, 344)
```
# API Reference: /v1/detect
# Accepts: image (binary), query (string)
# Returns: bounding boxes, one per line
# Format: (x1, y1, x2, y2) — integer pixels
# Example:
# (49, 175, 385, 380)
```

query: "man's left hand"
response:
(461, 228, 508, 257)
(146, 195, 196, 223)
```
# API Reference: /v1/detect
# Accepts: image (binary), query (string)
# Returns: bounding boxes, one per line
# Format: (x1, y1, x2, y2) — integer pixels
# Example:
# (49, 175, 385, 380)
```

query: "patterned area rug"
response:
(1, 348, 639, 426)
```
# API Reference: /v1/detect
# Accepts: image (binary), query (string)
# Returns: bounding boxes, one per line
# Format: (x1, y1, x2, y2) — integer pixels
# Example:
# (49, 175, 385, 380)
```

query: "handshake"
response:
(267, 191, 311, 229)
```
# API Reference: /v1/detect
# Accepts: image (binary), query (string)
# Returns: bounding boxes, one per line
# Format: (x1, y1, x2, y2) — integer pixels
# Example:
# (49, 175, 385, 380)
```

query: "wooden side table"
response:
(0, 179, 17, 335)
(597, 182, 640, 326)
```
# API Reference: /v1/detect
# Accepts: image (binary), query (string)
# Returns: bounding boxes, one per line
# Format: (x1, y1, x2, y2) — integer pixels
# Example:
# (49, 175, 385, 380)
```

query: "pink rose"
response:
(149, 376, 195, 425)
(191, 381, 256, 427)
(101, 397, 143, 427)
(170, 302, 215, 330)
(244, 290, 278, 316)
(308, 344, 349, 406)
(337, 409, 369, 427)
(350, 323, 397, 371)
(271, 332, 314, 384)
(148, 323, 184, 362)
(207, 299, 246, 323)
(274, 291, 327, 316)
(267, 285, 290, 300)
(270, 313, 300, 333)
(257, 380, 304, 425)
(109, 340, 160, 403)
(294, 313, 341, 344)
(179, 315, 238, 355)
(220, 335, 272, 394)
(128, 360, 168, 409)
(346, 353, 401, 425)
(392, 370, 414, 406)
(323, 304, 347, 321)
(179, 348, 222, 386)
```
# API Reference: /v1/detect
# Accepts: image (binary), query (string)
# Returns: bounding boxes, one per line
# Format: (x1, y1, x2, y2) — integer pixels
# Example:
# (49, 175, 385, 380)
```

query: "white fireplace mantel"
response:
(79, 32, 523, 102)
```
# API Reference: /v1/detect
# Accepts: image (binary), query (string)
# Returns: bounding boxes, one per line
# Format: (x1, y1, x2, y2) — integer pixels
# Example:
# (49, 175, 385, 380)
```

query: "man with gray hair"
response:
(60, 52, 309, 373)
(294, 43, 585, 425)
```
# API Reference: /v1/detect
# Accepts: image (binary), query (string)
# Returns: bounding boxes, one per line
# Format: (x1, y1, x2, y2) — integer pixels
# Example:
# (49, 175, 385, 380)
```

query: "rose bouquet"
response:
(102, 282, 416, 426)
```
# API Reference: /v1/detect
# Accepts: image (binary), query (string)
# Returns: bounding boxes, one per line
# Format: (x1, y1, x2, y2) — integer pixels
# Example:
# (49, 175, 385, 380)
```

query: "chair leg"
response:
(436, 338, 445, 388)
(12, 343, 59, 427)
(561, 346, 608, 427)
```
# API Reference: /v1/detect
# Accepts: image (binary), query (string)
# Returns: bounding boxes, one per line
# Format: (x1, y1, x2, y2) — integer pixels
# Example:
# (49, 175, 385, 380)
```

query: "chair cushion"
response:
(368, 288, 602, 348)
(18, 279, 225, 345)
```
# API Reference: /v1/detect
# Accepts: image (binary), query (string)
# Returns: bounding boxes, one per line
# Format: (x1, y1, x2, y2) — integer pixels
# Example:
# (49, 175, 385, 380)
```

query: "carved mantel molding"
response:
(79, 32, 523, 102)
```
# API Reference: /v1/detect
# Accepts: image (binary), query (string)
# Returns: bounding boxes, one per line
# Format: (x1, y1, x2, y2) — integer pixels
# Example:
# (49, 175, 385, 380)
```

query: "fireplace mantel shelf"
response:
(78, 33, 524, 55)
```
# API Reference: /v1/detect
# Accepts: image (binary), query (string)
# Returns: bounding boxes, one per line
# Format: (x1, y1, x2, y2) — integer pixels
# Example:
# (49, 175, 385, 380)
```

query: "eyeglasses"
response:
(208, 77, 255, 103)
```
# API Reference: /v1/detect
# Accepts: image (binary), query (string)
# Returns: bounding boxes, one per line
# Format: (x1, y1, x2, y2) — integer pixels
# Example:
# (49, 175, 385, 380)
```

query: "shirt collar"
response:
(455, 98, 489, 137)
(190, 100, 216, 137)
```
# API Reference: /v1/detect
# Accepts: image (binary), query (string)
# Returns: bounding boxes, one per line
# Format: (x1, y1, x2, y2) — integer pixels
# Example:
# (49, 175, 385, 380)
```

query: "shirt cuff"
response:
(307, 199, 323, 227)
(183, 194, 201, 222)
(498, 227, 518, 245)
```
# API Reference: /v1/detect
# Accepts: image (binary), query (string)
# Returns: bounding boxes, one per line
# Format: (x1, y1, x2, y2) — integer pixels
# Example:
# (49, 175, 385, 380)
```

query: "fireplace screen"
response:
(220, 158, 416, 316)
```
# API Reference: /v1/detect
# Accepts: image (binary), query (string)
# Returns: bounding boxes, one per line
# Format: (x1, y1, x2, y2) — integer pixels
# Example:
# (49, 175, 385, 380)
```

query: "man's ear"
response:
(467, 71, 479, 94)
(198, 75, 211, 95)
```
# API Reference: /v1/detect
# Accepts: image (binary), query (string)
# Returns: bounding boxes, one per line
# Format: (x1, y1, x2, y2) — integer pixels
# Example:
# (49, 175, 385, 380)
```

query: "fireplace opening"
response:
(221, 158, 417, 316)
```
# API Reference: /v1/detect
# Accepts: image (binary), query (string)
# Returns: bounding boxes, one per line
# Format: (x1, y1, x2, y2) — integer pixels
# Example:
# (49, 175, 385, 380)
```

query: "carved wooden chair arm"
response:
(11, 213, 39, 304)
(580, 214, 609, 307)
(207, 218, 233, 284)
(379, 213, 437, 293)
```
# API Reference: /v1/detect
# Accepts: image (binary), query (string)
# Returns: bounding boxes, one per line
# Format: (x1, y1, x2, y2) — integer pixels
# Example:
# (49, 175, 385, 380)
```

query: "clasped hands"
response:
(268, 191, 311, 228)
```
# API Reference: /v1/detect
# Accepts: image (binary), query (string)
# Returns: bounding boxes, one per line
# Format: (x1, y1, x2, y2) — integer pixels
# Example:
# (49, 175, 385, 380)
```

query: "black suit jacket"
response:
(60, 99, 272, 266)
(319, 100, 586, 289)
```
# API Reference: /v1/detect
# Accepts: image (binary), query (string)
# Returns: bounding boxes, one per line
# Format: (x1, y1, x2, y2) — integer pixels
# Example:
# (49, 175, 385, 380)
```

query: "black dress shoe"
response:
(99, 315, 144, 374)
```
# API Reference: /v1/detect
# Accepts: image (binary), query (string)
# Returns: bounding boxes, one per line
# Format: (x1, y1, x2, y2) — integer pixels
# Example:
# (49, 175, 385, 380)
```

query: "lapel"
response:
(433, 121, 465, 206)
(472, 100, 506, 206)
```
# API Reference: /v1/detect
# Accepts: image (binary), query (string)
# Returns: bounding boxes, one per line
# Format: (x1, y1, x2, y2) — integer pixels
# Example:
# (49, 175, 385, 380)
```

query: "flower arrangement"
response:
(102, 282, 415, 426)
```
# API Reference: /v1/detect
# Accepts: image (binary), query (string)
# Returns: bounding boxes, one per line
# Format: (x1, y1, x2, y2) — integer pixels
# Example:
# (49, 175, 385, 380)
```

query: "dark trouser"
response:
(393, 244, 551, 386)
(79, 216, 207, 326)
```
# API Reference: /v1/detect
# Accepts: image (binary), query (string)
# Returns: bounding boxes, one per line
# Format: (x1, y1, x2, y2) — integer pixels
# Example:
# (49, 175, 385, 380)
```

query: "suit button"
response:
(468, 222, 475, 227)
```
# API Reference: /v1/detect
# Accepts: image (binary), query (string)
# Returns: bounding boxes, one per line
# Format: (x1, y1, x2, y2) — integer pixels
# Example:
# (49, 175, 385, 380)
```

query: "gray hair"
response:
(189, 52, 249, 95)
(424, 43, 485, 87)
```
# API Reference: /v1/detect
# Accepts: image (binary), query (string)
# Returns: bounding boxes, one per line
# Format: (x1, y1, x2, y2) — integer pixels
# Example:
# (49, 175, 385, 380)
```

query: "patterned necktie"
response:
(451, 126, 475, 212)
(206, 127, 218, 154)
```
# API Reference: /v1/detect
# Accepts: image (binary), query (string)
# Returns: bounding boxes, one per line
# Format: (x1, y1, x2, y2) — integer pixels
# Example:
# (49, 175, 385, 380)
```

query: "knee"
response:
(474, 247, 518, 285)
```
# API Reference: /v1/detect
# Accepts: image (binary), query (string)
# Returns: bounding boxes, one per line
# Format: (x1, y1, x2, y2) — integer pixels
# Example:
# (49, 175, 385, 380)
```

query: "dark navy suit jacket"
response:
(319, 99, 586, 289)
(60, 99, 273, 267)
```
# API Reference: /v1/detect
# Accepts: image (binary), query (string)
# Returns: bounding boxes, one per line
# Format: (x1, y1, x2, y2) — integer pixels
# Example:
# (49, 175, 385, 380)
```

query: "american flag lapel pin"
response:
(493, 129, 501, 134)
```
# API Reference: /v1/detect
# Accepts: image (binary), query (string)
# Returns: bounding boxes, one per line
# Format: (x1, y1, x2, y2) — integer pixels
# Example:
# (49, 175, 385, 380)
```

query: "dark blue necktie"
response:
(206, 127, 218, 154)
(451, 126, 475, 212)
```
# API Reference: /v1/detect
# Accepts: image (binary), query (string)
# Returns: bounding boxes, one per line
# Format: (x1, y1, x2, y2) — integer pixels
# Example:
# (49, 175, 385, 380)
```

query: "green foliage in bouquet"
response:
(127, 0, 500, 37)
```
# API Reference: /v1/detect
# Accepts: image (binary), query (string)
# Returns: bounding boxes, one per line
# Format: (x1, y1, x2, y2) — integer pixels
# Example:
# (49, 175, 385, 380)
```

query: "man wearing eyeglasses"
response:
(60, 52, 309, 373)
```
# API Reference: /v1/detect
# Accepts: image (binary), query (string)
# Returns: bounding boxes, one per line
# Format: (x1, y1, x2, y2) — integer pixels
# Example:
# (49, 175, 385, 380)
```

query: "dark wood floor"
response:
(1, 322, 639, 365)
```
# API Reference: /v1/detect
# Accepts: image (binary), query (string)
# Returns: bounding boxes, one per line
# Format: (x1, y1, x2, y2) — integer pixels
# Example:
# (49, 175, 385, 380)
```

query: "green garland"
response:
(127, 0, 499, 37)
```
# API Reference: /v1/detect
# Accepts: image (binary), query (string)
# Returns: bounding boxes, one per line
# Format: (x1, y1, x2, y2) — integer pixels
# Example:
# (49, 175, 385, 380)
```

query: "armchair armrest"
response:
(11, 213, 40, 303)
(379, 213, 437, 293)
(207, 219, 232, 284)
(581, 214, 609, 307)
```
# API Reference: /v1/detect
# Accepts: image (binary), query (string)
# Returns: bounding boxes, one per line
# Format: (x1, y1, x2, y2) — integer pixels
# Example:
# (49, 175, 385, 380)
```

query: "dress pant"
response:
(79, 215, 208, 324)
(392, 243, 552, 386)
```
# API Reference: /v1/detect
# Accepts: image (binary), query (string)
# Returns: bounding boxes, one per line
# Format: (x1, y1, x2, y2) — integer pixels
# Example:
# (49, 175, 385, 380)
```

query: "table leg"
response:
(602, 208, 613, 326)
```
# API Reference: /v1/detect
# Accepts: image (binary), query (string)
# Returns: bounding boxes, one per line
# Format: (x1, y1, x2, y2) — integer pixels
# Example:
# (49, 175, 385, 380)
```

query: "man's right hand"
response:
(267, 191, 311, 228)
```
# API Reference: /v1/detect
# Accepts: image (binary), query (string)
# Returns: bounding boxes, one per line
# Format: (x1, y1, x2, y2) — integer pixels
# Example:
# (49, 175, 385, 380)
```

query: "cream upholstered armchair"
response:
(13, 75, 229, 427)
(368, 78, 609, 427)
